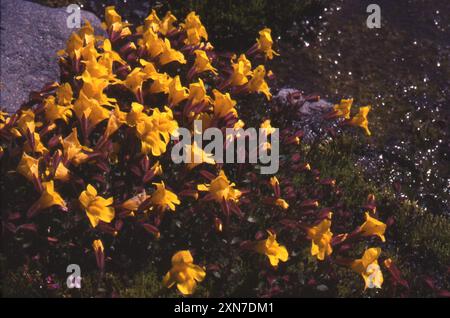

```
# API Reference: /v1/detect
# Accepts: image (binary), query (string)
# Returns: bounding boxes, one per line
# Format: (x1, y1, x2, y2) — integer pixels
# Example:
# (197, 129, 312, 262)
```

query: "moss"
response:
(392, 199, 450, 267)
(1, 261, 172, 298)
(116, 265, 174, 298)
(2, 267, 47, 298)
(294, 135, 378, 210)
(293, 134, 450, 296)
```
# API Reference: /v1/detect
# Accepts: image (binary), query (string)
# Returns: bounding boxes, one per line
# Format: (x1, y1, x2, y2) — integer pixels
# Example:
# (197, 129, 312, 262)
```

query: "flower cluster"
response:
(0, 7, 396, 297)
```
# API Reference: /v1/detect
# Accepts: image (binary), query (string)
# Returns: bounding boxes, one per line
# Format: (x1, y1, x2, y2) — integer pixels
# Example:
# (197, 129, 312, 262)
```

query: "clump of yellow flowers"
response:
(0, 6, 388, 297)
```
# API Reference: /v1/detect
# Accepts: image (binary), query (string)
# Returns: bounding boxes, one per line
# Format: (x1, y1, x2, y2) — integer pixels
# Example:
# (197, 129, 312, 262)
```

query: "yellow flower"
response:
(149, 72, 172, 94)
(143, 9, 161, 32)
(225, 119, 246, 144)
(79, 72, 116, 106)
(122, 191, 151, 212)
(103, 6, 131, 36)
(229, 54, 252, 86)
(149, 181, 180, 212)
(35, 181, 67, 211)
(92, 239, 104, 253)
(141, 29, 165, 58)
(260, 119, 276, 136)
(234, 119, 245, 130)
(62, 32, 83, 60)
(137, 120, 169, 156)
(82, 56, 115, 82)
(159, 11, 178, 35)
(102, 39, 126, 65)
(24, 132, 48, 154)
(78, 20, 95, 45)
(268, 176, 289, 209)
(349, 106, 371, 136)
(212, 89, 237, 118)
(163, 250, 206, 295)
(44, 151, 70, 182)
(193, 112, 213, 132)
(188, 79, 212, 106)
(79, 184, 115, 228)
(151, 161, 163, 176)
(255, 231, 289, 267)
(92, 239, 105, 269)
(197, 170, 242, 203)
(247, 65, 271, 100)
(121, 67, 148, 97)
(126, 102, 147, 127)
(61, 128, 93, 166)
(307, 214, 333, 261)
(104, 106, 127, 138)
(73, 91, 110, 127)
(333, 98, 353, 119)
(54, 161, 71, 182)
(44, 96, 72, 124)
(168, 76, 189, 107)
(181, 12, 208, 46)
(56, 83, 73, 105)
(256, 28, 279, 60)
(351, 247, 384, 290)
(17, 152, 39, 182)
(159, 39, 187, 65)
(185, 141, 216, 170)
(270, 176, 279, 188)
(275, 198, 289, 210)
(113, 22, 132, 39)
(0, 110, 8, 122)
(105, 6, 122, 28)
(140, 59, 158, 77)
(80, 41, 100, 61)
(16, 109, 37, 135)
(136, 107, 179, 156)
(192, 50, 218, 75)
(359, 212, 386, 242)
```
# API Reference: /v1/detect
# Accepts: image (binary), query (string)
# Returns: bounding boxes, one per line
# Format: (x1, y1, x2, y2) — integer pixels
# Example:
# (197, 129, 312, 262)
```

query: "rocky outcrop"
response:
(0, 0, 102, 113)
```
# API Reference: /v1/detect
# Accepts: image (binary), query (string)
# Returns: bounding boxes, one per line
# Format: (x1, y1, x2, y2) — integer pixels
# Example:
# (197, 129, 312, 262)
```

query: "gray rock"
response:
(275, 88, 340, 143)
(0, 0, 103, 113)
(274, 88, 333, 115)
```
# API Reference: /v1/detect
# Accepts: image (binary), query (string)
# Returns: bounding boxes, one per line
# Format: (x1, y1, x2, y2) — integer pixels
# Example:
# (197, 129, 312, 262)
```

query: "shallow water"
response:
(271, 0, 449, 215)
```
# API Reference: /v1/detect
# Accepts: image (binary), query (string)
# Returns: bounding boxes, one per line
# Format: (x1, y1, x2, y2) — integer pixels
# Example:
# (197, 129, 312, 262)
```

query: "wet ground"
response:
(30, 0, 450, 215)
(271, 0, 449, 215)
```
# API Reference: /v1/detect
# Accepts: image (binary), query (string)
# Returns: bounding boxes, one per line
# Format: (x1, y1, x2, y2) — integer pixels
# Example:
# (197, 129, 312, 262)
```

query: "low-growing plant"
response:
(0, 6, 428, 298)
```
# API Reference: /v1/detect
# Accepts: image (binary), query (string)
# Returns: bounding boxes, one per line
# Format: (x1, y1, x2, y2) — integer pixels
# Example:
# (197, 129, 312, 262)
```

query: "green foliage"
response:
(393, 199, 450, 266)
(301, 135, 378, 208)
(297, 135, 450, 296)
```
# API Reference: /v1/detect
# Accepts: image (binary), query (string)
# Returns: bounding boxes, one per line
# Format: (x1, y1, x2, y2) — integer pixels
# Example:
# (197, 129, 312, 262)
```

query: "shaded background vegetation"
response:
(3, 0, 450, 297)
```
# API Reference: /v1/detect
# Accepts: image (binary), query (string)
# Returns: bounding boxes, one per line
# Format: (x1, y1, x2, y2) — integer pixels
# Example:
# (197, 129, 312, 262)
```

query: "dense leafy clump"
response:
(0, 6, 408, 297)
